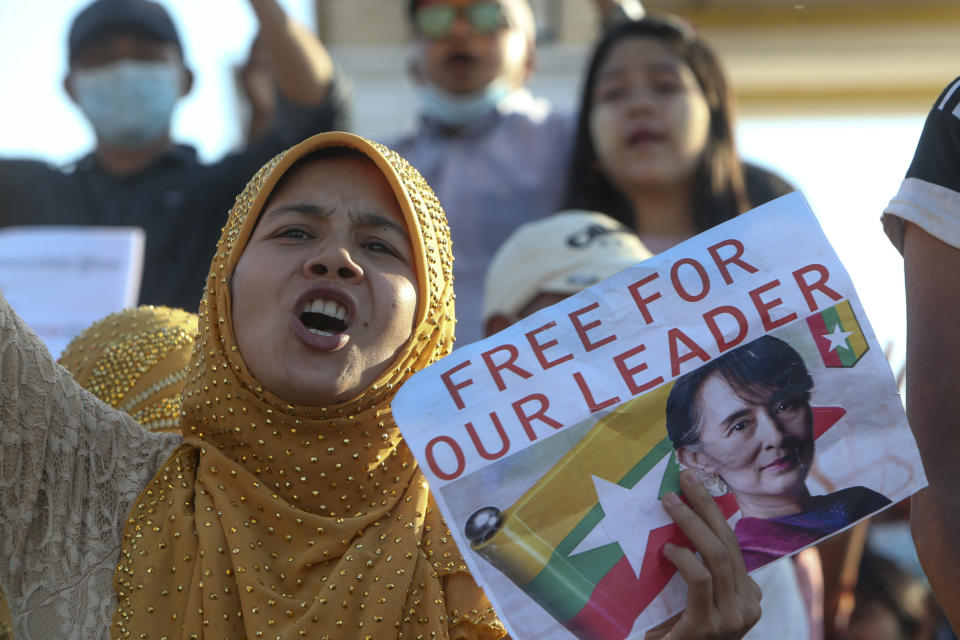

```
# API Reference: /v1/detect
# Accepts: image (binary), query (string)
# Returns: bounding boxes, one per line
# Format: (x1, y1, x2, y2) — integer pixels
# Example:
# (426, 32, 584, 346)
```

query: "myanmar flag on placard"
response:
(806, 299, 869, 368)
(470, 380, 847, 640)
(470, 383, 719, 640)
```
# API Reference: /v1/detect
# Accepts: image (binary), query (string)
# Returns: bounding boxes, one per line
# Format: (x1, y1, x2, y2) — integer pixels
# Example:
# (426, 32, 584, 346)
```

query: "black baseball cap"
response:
(68, 0, 182, 61)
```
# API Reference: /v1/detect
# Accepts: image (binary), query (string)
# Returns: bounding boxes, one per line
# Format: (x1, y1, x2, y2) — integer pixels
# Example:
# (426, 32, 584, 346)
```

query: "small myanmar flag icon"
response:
(806, 299, 868, 368)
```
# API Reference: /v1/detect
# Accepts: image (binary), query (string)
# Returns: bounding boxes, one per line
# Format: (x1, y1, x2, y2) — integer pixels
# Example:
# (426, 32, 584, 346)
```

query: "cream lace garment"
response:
(0, 295, 182, 639)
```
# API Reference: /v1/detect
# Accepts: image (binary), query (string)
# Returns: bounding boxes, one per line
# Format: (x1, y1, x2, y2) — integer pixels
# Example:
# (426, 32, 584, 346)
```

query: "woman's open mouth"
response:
(626, 129, 665, 147)
(299, 298, 349, 336)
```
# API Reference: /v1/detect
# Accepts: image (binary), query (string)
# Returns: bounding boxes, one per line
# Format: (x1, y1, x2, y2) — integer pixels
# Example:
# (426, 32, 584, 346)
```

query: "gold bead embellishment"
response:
(59, 305, 198, 434)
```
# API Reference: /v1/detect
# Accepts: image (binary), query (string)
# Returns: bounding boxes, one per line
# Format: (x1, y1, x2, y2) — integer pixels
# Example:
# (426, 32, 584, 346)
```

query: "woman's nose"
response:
(625, 86, 655, 114)
(303, 246, 364, 283)
(757, 410, 786, 446)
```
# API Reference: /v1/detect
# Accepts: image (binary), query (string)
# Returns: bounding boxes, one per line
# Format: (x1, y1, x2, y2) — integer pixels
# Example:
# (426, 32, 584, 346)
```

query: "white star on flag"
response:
(571, 453, 674, 577)
(822, 323, 853, 353)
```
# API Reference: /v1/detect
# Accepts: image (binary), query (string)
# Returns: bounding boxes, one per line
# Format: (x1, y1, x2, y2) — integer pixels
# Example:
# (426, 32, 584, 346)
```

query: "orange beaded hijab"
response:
(113, 133, 505, 639)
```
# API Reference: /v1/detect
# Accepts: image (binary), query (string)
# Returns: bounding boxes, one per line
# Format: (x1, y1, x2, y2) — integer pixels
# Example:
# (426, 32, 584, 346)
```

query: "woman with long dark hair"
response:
(562, 17, 793, 252)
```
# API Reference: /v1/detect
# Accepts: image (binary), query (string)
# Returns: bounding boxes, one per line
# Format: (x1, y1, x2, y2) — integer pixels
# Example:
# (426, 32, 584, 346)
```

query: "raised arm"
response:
(903, 222, 960, 630)
(590, 0, 646, 29)
(0, 294, 181, 633)
(247, 0, 335, 106)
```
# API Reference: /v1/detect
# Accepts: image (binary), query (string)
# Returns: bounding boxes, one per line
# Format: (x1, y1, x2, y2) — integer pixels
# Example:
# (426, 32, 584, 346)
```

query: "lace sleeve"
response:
(0, 294, 182, 637)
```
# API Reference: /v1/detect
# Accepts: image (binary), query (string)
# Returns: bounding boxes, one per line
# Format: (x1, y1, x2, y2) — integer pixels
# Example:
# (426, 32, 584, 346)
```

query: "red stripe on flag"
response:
(562, 495, 740, 640)
(807, 312, 843, 367)
(563, 557, 642, 640)
(812, 406, 846, 440)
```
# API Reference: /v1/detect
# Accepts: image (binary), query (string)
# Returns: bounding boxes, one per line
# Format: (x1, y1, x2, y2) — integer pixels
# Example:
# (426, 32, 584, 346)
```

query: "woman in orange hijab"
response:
(0, 132, 758, 640)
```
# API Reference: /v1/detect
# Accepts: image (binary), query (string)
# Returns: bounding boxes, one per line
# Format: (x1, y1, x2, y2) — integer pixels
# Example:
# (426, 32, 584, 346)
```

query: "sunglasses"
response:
(414, 1, 510, 39)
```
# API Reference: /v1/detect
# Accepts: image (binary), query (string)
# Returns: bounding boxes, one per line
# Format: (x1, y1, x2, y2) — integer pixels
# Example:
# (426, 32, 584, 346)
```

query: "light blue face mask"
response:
(72, 60, 182, 149)
(417, 81, 511, 129)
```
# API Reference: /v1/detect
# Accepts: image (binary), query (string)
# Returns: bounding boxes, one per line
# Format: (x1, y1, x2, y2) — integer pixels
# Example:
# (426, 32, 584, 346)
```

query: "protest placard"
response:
(392, 193, 924, 639)
(0, 226, 145, 358)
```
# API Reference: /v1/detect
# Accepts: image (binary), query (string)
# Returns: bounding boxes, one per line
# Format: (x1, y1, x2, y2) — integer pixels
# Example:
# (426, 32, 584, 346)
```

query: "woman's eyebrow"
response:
(646, 61, 682, 74)
(262, 202, 332, 219)
(352, 211, 409, 241)
(596, 65, 627, 83)
(721, 408, 752, 428)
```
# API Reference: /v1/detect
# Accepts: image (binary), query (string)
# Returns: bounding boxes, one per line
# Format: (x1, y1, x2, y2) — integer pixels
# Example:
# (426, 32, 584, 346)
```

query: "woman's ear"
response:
(677, 446, 713, 475)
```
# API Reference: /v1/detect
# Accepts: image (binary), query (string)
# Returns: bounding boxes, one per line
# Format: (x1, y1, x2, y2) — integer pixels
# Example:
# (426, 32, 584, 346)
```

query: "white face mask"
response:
(72, 60, 183, 149)
(417, 80, 511, 129)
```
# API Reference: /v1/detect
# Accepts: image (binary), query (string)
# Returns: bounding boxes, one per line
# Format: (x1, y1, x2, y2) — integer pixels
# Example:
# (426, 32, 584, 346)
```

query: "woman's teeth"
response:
(300, 298, 349, 335)
(302, 298, 346, 320)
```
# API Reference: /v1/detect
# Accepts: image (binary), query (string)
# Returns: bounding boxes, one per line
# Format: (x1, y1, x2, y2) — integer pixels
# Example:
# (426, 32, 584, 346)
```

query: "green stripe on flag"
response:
(556, 503, 606, 557)
(620, 438, 673, 489)
(522, 544, 624, 621)
(820, 304, 842, 336)
(658, 451, 681, 499)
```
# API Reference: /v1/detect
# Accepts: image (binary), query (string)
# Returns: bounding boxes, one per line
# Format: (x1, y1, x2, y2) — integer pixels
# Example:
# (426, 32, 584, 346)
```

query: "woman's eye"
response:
(596, 85, 627, 102)
(652, 81, 682, 94)
(275, 227, 310, 240)
(775, 398, 796, 413)
(364, 239, 399, 258)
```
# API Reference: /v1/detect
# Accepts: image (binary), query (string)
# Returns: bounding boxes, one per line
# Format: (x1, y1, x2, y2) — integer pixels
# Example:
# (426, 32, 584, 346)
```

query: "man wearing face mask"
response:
(0, 0, 347, 312)
(389, 0, 643, 346)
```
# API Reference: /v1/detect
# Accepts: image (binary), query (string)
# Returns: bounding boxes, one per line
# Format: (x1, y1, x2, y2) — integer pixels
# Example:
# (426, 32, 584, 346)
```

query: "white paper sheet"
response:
(0, 225, 145, 358)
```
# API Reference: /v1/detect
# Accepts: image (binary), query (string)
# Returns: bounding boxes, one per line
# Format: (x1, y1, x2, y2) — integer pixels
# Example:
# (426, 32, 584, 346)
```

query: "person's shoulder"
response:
(742, 161, 797, 207)
(0, 155, 66, 179)
(0, 156, 71, 224)
(499, 91, 570, 130)
(905, 76, 960, 191)
(881, 76, 960, 252)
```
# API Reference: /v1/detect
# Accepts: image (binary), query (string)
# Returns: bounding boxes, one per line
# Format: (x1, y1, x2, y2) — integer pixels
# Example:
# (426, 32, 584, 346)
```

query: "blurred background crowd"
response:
(1, 1, 959, 638)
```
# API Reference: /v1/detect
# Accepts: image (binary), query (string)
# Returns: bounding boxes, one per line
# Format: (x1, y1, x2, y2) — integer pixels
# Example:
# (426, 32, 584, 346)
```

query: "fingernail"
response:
(663, 492, 682, 506)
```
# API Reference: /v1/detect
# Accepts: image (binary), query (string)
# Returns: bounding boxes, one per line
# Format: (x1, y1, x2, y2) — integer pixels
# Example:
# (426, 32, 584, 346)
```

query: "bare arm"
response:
(247, 0, 334, 106)
(903, 221, 960, 630)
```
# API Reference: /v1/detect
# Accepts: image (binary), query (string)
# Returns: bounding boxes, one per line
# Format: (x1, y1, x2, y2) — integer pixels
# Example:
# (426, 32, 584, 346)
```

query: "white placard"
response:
(0, 226, 145, 358)
(393, 193, 924, 640)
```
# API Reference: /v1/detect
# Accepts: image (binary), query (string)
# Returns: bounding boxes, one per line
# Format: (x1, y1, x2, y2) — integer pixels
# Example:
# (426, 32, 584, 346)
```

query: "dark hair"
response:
(665, 336, 813, 449)
(561, 16, 749, 233)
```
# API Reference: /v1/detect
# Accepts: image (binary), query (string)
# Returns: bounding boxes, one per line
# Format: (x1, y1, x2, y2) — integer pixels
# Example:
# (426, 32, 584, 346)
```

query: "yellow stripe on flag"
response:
(836, 299, 868, 356)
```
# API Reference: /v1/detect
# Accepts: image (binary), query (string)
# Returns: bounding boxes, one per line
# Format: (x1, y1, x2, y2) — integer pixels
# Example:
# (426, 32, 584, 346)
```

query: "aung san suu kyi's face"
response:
(679, 371, 815, 518)
(231, 155, 419, 406)
(588, 36, 711, 194)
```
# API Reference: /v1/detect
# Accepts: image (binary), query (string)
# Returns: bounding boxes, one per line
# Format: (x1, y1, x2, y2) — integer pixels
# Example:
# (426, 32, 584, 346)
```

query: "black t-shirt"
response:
(0, 84, 349, 312)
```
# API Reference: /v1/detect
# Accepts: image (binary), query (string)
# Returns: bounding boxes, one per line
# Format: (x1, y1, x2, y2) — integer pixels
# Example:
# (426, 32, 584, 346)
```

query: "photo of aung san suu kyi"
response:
(665, 335, 891, 570)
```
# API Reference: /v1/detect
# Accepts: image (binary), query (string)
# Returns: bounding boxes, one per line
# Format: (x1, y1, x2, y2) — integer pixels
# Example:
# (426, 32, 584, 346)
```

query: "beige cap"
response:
(483, 210, 652, 320)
